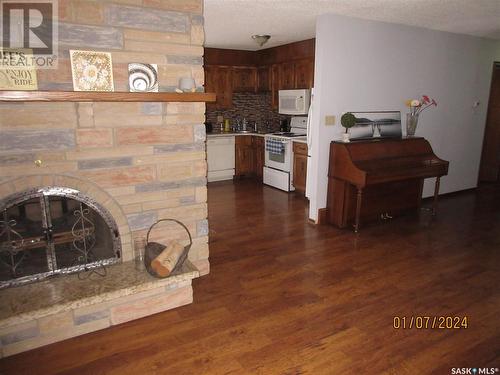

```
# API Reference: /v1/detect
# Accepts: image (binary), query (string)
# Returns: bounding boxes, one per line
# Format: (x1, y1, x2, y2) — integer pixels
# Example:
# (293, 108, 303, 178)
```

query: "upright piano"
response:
(326, 137, 449, 232)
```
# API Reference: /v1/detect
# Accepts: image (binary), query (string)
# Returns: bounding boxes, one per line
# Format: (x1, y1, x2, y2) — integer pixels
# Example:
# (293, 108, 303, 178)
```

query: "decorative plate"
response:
(70, 50, 114, 92)
(128, 63, 158, 92)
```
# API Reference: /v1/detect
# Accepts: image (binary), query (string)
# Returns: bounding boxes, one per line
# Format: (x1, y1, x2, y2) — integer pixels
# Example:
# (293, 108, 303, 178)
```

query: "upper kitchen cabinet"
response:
(271, 64, 280, 109)
(275, 58, 314, 93)
(232, 66, 257, 92)
(205, 65, 232, 109)
(204, 39, 315, 109)
(279, 62, 296, 90)
(257, 66, 271, 92)
(294, 59, 314, 89)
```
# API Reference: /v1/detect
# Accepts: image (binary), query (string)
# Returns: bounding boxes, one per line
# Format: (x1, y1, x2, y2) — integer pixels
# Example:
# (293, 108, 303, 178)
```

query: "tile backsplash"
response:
(206, 92, 289, 133)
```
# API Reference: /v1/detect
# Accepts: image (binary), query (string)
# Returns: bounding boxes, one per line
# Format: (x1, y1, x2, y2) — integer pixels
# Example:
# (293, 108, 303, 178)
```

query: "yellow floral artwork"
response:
(70, 50, 114, 92)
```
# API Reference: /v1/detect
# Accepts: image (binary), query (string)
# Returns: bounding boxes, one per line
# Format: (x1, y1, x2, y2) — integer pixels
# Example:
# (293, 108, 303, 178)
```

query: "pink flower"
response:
(422, 95, 430, 104)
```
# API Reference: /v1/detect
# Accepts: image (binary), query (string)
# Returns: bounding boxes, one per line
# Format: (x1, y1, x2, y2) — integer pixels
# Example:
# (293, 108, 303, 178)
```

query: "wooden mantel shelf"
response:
(0, 90, 216, 103)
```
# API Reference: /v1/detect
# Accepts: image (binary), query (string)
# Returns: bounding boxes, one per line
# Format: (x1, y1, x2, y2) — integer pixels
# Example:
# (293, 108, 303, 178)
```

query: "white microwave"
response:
(278, 89, 311, 115)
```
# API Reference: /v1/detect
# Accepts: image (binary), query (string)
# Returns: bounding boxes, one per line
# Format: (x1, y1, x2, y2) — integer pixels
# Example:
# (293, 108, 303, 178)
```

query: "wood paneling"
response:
(204, 48, 257, 66)
(256, 39, 315, 65)
(205, 40, 315, 71)
(1, 179, 499, 374)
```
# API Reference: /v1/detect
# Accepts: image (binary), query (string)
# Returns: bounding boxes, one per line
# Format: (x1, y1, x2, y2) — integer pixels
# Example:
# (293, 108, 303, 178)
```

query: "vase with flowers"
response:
(405, 95, 437, 136)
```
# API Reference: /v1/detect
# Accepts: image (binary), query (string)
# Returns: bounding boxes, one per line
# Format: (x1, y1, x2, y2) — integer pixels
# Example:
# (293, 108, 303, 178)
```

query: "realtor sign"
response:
(0, 48, 38, 89)
(0, 0, 58, 70)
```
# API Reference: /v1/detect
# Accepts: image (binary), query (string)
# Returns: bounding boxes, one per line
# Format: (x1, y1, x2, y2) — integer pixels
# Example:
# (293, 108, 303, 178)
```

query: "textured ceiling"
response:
(204, 0, 500, 50)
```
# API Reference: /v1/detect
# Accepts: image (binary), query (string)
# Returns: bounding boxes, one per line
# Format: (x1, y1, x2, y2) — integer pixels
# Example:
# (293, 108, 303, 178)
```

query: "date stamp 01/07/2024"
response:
(393, 315, 469, 330)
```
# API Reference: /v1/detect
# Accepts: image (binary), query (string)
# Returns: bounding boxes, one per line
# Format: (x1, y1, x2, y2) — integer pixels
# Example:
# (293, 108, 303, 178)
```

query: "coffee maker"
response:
(279, 118, 290, 132)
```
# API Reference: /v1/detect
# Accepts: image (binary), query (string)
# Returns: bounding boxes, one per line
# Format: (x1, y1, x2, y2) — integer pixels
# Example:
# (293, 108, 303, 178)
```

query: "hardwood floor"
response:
(1, 179, 499, 374)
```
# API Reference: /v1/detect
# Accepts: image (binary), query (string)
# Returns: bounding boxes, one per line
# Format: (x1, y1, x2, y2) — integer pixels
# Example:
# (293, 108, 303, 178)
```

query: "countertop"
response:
(291, 137, 307, 144)
(207, 132, 266, 138)
(207, 132, 308, 144)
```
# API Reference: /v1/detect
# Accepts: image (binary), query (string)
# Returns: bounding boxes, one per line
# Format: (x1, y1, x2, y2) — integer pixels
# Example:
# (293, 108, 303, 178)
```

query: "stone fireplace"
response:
(1, 186, 121, 288)
(0, 0, 208, 357)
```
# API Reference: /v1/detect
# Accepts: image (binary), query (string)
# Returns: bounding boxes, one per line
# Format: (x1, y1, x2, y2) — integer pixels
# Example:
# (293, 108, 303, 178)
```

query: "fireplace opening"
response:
(0, 187, 121, 289)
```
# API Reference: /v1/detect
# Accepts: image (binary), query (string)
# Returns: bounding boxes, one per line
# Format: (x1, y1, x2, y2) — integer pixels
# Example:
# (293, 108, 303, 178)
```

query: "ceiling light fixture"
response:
(252, 34, 271, 47)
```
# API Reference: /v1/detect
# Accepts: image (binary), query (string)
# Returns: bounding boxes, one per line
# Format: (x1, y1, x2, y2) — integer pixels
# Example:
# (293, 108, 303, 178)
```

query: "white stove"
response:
(263, 117, 307, 192)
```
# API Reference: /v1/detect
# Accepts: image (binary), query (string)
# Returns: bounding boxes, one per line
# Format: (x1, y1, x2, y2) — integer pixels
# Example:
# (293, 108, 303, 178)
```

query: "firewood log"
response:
(150, 240, 184, 277)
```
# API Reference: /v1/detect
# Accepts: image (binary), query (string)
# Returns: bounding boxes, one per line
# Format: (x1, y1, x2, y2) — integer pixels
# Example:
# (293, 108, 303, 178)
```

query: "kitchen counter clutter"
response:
(207, 132, 307, 144)
(207, 132, 267, 138)
(207, 132, 308, 193)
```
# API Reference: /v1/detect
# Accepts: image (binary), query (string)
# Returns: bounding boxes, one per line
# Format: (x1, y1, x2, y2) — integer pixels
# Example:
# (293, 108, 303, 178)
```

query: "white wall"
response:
(309, 14, 500, 221)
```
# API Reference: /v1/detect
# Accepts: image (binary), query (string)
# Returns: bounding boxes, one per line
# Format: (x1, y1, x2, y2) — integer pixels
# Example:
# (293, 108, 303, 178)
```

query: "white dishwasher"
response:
(207, 136, 235, 182)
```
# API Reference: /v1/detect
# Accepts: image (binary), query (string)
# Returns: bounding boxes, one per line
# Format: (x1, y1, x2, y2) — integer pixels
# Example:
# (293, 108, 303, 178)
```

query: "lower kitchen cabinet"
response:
(293, 142, 308, 193)
(235, 135, 265, 179)
(253, 136, 265, 180)
(235, 136, 254, 177)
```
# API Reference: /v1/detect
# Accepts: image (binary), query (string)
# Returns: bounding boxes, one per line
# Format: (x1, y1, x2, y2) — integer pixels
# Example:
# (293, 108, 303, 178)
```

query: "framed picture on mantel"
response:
(70, 50, 114, 92)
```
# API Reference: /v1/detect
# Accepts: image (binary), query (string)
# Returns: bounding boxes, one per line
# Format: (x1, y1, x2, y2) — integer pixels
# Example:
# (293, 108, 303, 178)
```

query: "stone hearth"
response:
(0, 261, 199, 357)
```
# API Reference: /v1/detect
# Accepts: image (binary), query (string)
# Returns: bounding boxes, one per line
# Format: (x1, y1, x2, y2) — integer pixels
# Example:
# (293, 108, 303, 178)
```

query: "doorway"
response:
(479, 62, 500, 182)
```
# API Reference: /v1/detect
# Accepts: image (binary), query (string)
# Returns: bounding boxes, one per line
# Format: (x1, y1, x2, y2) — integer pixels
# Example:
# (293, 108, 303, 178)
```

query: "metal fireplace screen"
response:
(0, 187, 121, 289)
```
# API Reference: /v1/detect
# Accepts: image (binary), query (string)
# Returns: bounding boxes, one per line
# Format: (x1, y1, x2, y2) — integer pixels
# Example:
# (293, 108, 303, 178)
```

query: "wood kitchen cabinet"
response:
(294, 59, 314, 89)
(235, 135, 265, 179)
(257, 66, 271, 92)
(293, 142, 308, 193)
(271, 64, 280, 109)
(252, 136, 265, 180)
(205, 65, 232, 109)
(279, 62, 295, 90)
(271, 59, 314, 108)
(204, 39, 315, 109)
(232, 66, 257, 92)
(235, 136, 254, 177)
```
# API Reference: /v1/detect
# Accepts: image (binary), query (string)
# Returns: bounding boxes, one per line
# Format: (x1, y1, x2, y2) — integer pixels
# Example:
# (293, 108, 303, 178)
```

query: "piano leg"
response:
(432, 177, 441, 216)
(354, 187, 363, 233)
